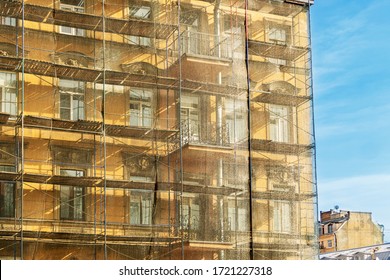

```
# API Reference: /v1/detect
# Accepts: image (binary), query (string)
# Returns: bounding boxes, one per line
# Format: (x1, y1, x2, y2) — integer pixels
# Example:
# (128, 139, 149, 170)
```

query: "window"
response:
(327, 240, 333, 248)
(0, 165, 15, 218)
(225, 99, 247, 143)
(273, 200, 292, 233)
(181, 94, 199, 142)
(269, 26, 287, 44)
(180, 10, 200, 55)
(267, 21, 291, 46)
(223, 16, 244, 59)
(59, 2, 85, 36)
(328, 224, 333, 233)
(266, 57, 287, 66)
(223, 162, 247, 188)
(129, 5, 151, 20)
(127, 35, 152, 47)
(0, 72, 17, 115)
(228, 200, 248, 232)
(59, 79, 85, 120)
(0, 17, 16, 27)
(181, 196, 200, 231)
(269, 104, 290, 143)
(129, 88, 153, 127)
(59, 169, 84, 221)
(126, 5, 152, 47)
(129, 190, 153, 225)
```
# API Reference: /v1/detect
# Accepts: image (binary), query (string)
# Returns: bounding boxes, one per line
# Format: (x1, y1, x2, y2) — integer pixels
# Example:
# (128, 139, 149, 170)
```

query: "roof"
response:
(319, 243, 390, 260)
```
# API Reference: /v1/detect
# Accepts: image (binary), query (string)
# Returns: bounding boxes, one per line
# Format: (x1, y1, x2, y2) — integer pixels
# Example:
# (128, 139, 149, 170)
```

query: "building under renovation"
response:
(0, 0, 317, 260)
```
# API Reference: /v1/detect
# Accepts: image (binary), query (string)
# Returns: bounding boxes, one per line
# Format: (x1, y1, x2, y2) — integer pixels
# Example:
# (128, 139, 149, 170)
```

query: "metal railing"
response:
(181, 120, 230, 147)
(175, 30, 233, 60)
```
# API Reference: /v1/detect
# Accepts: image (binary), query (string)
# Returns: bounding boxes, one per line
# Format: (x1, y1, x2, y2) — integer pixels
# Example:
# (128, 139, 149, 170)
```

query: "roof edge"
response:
(285, 0, 314, 5)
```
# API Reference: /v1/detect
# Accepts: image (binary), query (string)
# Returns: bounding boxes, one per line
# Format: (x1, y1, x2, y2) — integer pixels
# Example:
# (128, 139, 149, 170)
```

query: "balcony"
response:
(182, 120, 230, 147)
(168, 30, 233, 80)
(180, 31, 233, 59)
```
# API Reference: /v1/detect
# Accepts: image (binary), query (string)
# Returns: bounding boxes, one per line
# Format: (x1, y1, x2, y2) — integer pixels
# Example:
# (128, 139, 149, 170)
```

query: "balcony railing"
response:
(182, 120, 230, 147)
(175, 30, 233, 60)
(167, 120, 231, 152)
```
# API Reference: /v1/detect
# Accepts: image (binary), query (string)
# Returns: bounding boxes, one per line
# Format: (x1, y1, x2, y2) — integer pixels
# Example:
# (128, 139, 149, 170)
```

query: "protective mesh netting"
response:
(0, 0, 317, 260)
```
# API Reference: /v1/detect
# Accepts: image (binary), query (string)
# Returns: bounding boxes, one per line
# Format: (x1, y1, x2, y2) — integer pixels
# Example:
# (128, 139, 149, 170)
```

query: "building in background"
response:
(319, 209, 384, 254)
(0, 0, 316, 259)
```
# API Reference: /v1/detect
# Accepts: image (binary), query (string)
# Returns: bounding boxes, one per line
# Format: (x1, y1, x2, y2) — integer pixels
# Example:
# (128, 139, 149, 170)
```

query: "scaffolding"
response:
(0, 0, 317, 260)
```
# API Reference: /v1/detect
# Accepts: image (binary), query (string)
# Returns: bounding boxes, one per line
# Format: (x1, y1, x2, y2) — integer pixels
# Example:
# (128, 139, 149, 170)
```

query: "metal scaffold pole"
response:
(244, 0, 254, 260)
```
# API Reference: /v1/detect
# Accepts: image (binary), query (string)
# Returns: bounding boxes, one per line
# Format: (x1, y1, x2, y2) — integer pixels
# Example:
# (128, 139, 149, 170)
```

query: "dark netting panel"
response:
(0, 0, 317, 260)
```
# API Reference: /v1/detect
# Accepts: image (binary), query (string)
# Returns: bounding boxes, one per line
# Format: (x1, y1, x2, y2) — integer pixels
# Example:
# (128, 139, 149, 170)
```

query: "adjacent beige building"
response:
(319, 209, 384, 253)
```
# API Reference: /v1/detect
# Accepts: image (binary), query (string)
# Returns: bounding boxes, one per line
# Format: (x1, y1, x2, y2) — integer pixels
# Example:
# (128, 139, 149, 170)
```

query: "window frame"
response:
(59, 3, 86, 37)
(0, 72, 17, 116)
(59, 168, 85, 221)
(266, 21, 291, 46)
(273, 200, 293, 234)
(129, 88, 154, 128)
(0, 165, 16, 218)
(59, 79, 86, 121)
(225, 98, 247, 143)
(129, 190, 153, 225)
(269, 104, 291, 143)
(227, 199, 248, 232)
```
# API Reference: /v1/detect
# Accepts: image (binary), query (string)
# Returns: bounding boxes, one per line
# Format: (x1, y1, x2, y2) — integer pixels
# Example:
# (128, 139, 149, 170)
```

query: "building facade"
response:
(319, 210, 384, 254)
(0, 0, 317, 260)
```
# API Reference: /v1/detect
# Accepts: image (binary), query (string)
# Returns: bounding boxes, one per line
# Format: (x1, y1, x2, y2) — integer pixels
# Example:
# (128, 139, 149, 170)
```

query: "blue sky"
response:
(311, 0, 390, 242)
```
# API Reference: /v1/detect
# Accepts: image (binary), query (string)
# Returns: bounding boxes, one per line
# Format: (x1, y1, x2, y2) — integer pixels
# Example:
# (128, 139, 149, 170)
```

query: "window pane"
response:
(130, 103, 140, 126)
(130, 201, 141, 224)
(142, 197, 152, 224)
(130, 191, 152, 225)
(60, 93, 71, 107)
(60, 185, 71, 219)
(191, 203, 200, 230)
(73, 187, 83, 220)
(60, 26, 72, 34)
(1, 17, 16, 27)
(269, 105, 289, 142)
(60, 108, 70, 120)
(129, 6, 151, 19)
(228, 207, 236, 231)
(274, 201, 291, 233)
(72, 94, 84, 120)
(60, 186, 84, 220)
(0, 182, 15, 217)
(61, 169, 84, 177)
(142, 105, 152, 127)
